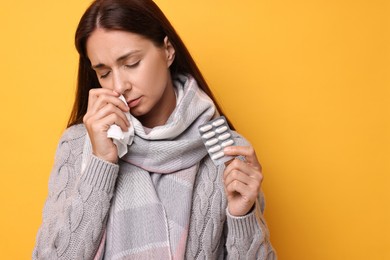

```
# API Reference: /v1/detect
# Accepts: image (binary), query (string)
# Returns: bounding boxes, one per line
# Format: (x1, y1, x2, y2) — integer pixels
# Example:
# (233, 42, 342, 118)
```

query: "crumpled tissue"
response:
(106, 95, 134, 157)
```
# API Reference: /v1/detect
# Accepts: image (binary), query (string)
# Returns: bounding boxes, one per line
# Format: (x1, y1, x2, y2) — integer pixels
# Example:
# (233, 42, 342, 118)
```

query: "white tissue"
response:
(107, 95, 134, 157)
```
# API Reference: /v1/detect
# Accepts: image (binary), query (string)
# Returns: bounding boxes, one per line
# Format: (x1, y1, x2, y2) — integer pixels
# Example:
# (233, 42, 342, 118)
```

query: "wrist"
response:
(92, 151, 118, 164)
(228, 203, 255, 217)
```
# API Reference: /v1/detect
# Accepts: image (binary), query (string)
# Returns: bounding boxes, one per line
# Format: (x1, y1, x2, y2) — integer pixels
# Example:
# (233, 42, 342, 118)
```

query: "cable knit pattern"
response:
(33, 124, 276, 259)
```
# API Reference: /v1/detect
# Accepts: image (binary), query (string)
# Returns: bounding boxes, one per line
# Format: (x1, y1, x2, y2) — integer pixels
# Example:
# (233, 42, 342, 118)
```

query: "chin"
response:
(131, 107, 148, 119)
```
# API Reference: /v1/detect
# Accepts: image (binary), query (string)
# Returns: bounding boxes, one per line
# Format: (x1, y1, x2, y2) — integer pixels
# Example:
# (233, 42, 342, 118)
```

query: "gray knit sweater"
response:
(33, 124, 276, 259)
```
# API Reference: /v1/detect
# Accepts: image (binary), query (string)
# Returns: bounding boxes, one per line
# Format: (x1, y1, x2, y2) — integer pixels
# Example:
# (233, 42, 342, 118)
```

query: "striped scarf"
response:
(90, 74, 217, 259)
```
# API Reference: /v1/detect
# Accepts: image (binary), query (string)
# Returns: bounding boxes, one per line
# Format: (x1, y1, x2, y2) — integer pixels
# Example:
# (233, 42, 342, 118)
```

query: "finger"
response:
(105, 113, 129, 131)
(224, 169, 253, 187)
(92, 104, 130, 130)
(225, 179, 252, 198)
(86, 92, 130, 127)
(87, 88, 119, 111)
(224, 145, 261, 170)
(84, 100, 130, 130)
(88, 113, 129, 134)
(224, 158, 262, 180)
(91, 93, 130, 115)
(225, 177, 261, 199)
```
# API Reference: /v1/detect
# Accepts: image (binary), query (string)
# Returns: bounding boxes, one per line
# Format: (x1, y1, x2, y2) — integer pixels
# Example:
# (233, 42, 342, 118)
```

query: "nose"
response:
(112, 70, 131, 94)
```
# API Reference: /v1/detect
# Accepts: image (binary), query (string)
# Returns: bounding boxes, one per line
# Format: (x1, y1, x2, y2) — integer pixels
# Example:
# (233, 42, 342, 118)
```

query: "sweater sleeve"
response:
(224, 132, 277, 259)
(33, 125, 119, 260)
(225, 191, 277, 259)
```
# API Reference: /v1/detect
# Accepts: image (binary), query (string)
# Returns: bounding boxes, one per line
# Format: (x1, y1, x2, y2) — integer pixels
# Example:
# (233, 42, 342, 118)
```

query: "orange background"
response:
(0, 0, 389, 259)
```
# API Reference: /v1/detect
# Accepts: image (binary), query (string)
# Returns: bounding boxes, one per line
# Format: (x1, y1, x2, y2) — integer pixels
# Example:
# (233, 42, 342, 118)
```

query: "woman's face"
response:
(86, 28, 176, 127)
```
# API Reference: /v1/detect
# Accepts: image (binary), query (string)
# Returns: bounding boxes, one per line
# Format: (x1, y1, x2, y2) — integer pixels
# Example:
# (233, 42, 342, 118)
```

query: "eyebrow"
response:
(91, 50, 141, 69)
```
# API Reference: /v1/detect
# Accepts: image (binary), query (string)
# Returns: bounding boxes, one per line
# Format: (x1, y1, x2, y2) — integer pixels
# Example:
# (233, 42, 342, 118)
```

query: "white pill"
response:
(211, 151, 224, 160)
(212, 118, 225, 127)
(209, 145, 221, 153)
(216, 126, 228, 133)
(199, 124, 212, 132)
(205, 138, 219, 146)
(221, 139, 234, 147)
(202, 131, 216, 139)
(218, 133, 231, 141)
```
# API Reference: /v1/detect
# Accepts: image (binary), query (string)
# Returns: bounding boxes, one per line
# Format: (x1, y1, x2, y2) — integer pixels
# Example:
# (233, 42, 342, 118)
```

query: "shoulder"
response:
(53, 124, 87, 165)
(59, 124, 87, 144)
(55, 124, 87, 155)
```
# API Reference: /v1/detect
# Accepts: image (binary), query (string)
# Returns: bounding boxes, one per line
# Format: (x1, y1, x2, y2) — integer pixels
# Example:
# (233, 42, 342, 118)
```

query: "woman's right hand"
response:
(83, 88, 130, 163)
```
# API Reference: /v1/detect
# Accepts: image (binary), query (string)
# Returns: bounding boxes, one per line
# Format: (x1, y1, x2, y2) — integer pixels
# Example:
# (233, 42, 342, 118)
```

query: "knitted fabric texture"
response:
(33, 129, 277, 260)
(33, 76, 277, 259)
(84, 74, 217, 259)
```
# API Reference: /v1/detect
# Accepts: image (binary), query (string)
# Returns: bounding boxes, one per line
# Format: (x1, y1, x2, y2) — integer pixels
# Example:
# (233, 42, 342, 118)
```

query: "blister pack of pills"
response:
(198, 116, 236, 166)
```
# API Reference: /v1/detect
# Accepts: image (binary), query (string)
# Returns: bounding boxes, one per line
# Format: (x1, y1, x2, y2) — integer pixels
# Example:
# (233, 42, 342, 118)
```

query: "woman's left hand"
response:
(223, 145, 263, 216)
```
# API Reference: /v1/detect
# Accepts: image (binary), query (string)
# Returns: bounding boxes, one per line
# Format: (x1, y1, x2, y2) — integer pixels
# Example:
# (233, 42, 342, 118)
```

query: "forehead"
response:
(86, 28, 153, 62)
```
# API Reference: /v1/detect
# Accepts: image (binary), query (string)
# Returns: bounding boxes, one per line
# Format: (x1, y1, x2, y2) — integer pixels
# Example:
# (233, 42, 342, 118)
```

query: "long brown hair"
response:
(68, 0, 234, 129)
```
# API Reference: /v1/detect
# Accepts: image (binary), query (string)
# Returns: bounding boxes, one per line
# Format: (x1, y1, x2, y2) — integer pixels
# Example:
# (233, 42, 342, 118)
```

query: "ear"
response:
(164, 36, 175, 67)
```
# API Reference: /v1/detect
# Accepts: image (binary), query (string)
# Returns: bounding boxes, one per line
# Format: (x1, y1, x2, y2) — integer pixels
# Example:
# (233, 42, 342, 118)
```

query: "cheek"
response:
(98, 79, 113, 90)
(140, 59, 169, 93)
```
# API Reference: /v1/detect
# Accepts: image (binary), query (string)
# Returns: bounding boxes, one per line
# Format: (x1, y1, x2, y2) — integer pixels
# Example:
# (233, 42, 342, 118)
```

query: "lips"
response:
(128, 97, 142, 108)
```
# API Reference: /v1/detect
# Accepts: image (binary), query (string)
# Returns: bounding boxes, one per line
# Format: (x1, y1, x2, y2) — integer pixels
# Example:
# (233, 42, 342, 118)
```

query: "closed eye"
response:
(125, 60, 140, 69)
(100, 71, 111, 79)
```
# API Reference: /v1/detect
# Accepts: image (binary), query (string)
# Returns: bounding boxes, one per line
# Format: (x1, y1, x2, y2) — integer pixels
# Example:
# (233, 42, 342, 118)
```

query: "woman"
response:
(33, 0, 276, 259)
